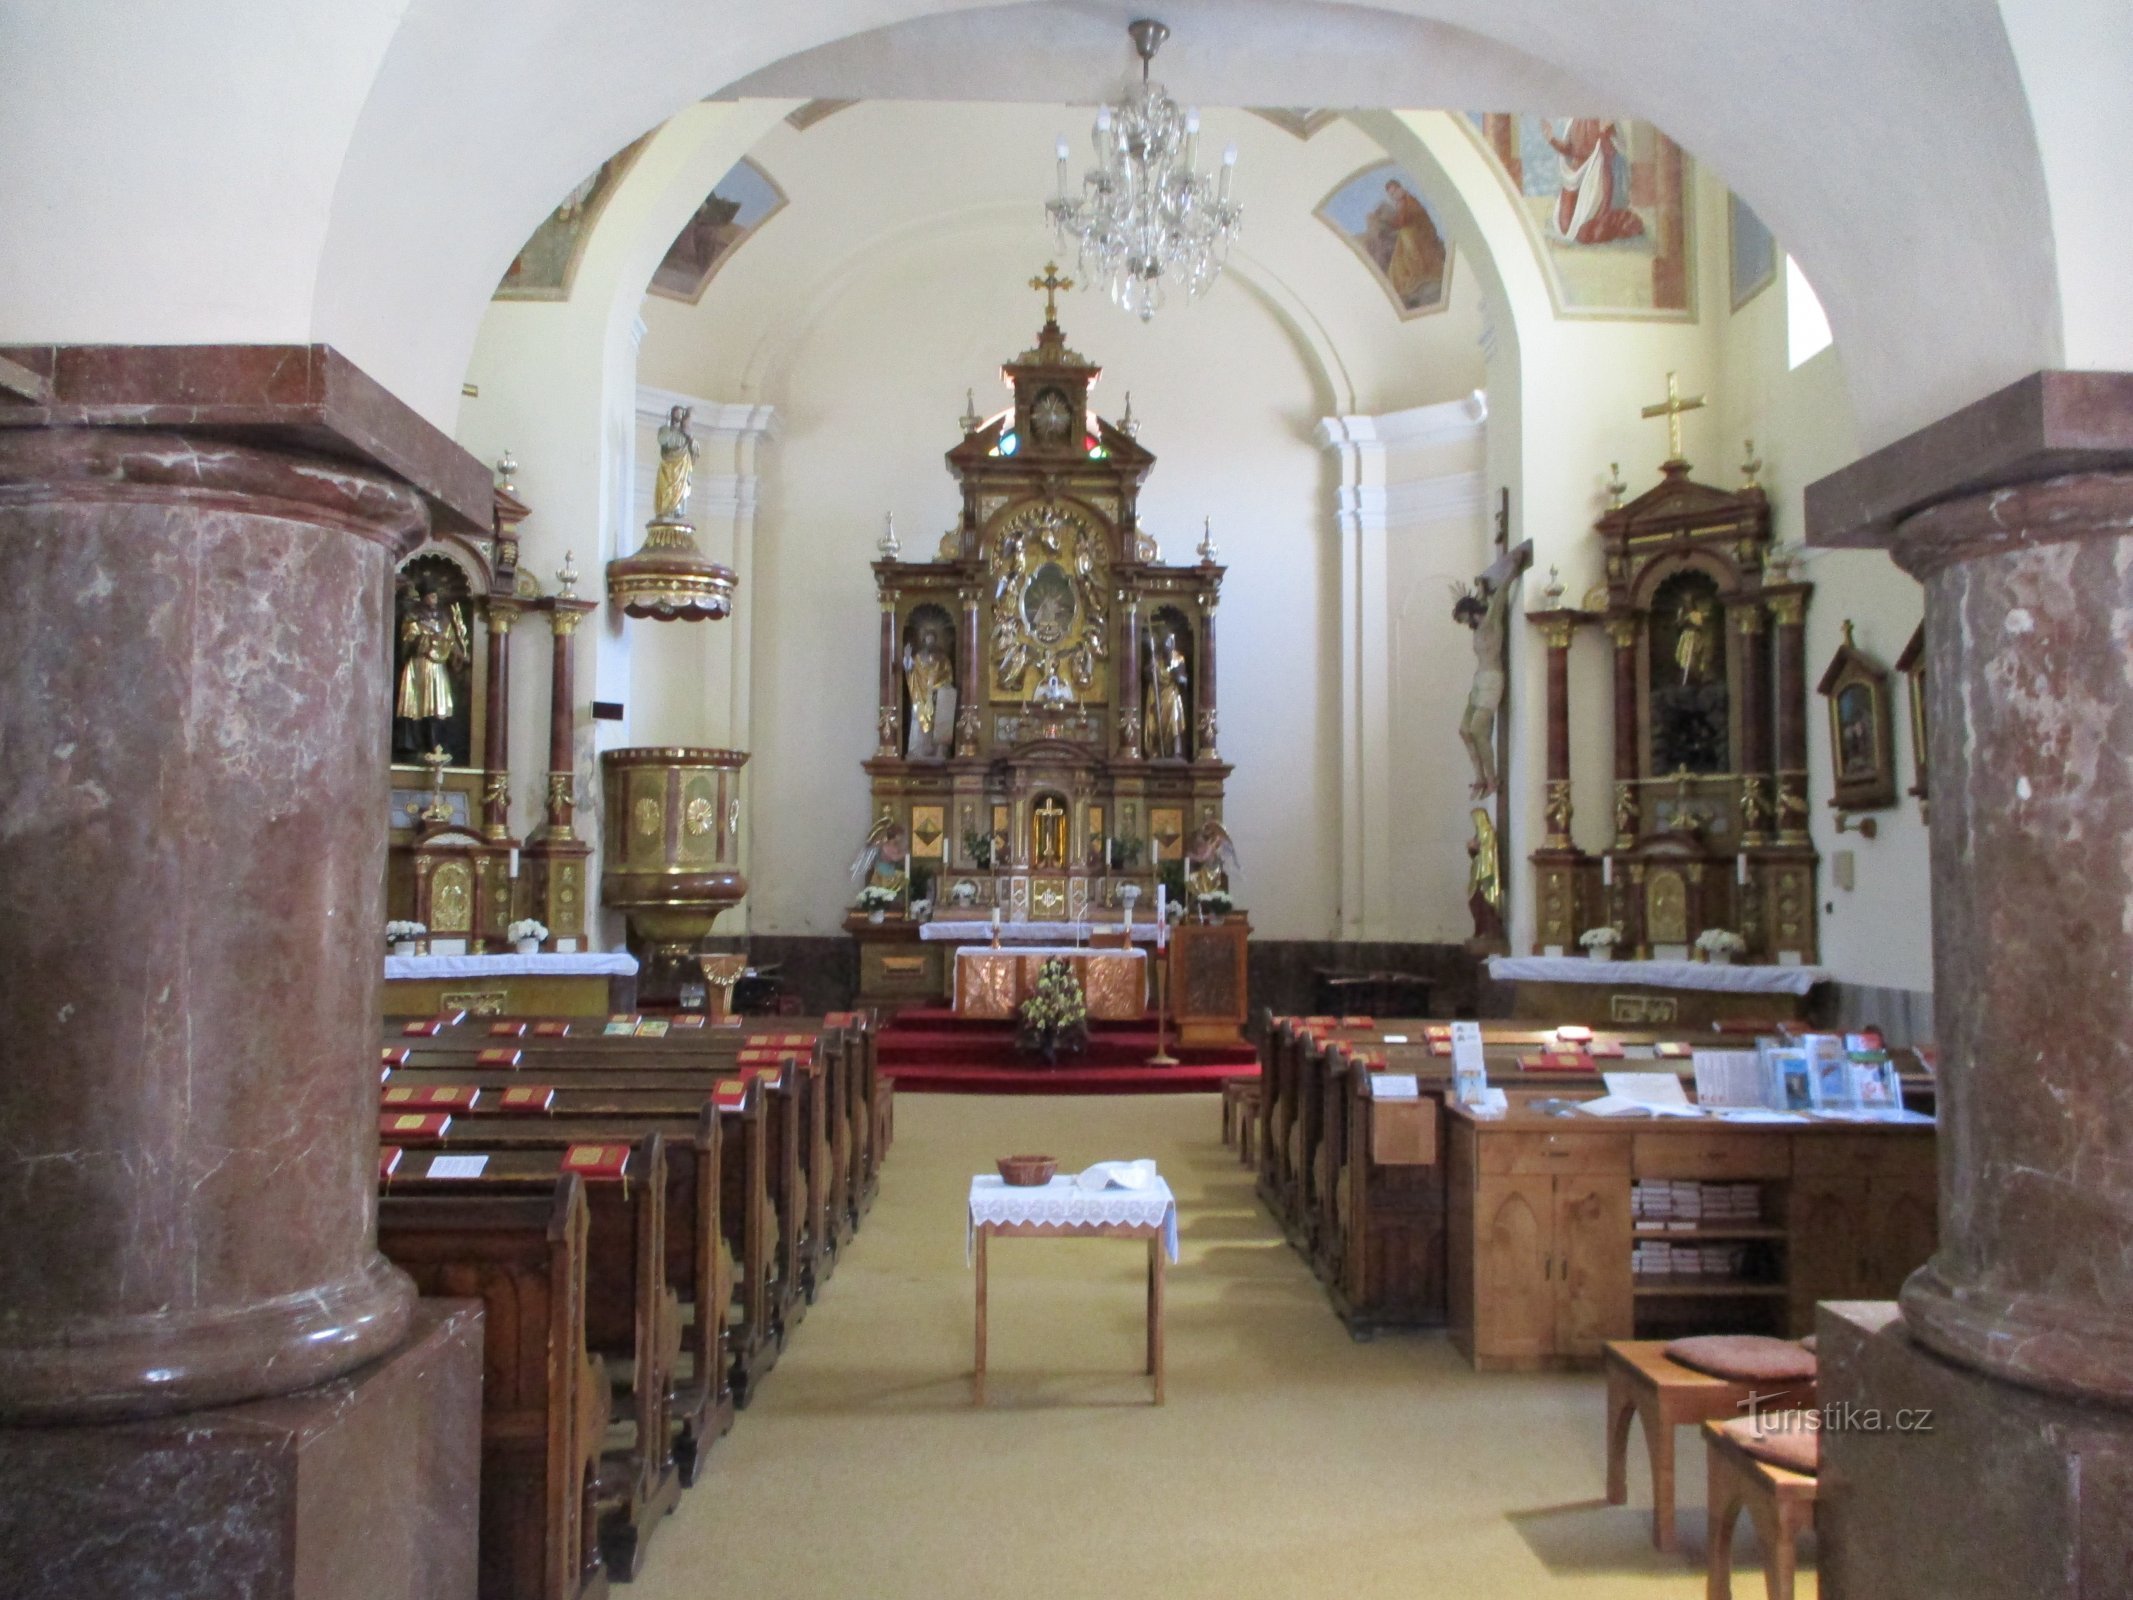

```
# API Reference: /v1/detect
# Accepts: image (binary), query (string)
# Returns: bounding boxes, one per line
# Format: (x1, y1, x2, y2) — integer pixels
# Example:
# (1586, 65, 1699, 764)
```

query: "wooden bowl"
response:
(997, 1154, 1057, 1187)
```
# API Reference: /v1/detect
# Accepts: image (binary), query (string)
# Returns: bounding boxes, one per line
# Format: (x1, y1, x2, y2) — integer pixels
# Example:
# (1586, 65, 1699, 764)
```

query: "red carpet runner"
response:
(877, 1008, 1260, 1094)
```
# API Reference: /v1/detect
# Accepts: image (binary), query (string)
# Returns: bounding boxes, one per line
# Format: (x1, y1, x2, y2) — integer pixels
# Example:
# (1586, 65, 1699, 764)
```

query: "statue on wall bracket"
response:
(1452, 538, 1534, 798)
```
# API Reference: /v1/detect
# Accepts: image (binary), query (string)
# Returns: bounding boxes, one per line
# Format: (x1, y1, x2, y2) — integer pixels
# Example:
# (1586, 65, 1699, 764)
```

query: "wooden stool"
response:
(1703, 1418, 1817, 1600)
(1603, 1340, 1814, 1552)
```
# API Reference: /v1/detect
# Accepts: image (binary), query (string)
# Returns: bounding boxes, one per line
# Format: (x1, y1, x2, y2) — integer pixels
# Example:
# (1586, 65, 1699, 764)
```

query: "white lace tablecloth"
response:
(385, 952, 639, 979)
(967, 1174, 1179, 1262)
(922, 920, 1160, 943)
(1486, 955, 1828, 996)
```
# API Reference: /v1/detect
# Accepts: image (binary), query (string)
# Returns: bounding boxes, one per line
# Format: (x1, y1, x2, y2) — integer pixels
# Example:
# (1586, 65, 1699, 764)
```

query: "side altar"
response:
(853, 274, 1240, 1008)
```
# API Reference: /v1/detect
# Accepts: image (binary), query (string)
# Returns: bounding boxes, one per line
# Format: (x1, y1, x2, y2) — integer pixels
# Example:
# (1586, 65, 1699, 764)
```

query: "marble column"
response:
(542, 599, 592, 839)
(875, 594, 899, 756)
(1730, 601, 1769, 843)
(1540, 616, 1575, 846)
(955, 584, 982, 757)
(0, 346, 490, 1427)
(481, 600, 517, 839)
(1767, 587, 1812, 842)
(1195, 586, 1221, 762)
(1118, 594, 1144, 759)
(1806, 371, 2133, 1599)
(1605, 616, 1640, 848)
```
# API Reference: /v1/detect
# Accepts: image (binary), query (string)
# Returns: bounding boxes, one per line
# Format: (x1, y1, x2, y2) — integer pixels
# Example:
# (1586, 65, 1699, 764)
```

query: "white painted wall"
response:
(633, 102, 1489, 939)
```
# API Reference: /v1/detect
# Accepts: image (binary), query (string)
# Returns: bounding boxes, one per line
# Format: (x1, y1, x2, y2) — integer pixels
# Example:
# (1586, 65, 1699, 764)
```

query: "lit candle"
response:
(1219, 143, 1237, 203)
(1156, 882, 1167, 950)
(1055, 135, 1070, 200)
(1737, 852, 1749, 885)
(992, 905, 1000, 930)
(1602, 854, 1613, 886)
(1183, 108, 1200, 170)
(508, 847, 520, 880)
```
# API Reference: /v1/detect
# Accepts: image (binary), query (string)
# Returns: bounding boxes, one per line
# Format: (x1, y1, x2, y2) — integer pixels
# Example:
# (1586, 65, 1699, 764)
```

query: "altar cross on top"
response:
(1640, 370, 1706, 465)
(1029, 262, 1074, 320)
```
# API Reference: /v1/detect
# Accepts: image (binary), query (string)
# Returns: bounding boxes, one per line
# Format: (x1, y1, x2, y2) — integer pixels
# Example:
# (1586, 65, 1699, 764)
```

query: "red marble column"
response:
(542, 599, 591, 837)
(955, 584, 981, 756)
(0, 347, 491, 1424)
(875, 594, 899, 756)
(1195, 585, 1221, 762)
(1606, 616, 1640, 847)
(1118, 594, 1144, 759)
(1806, 371, 2133, 1599)
(1768, 588, 1811, 841)
(481, 600, 516, 839)
(1730, 601, 1769, 842)
(1542, 618, 1574, 845)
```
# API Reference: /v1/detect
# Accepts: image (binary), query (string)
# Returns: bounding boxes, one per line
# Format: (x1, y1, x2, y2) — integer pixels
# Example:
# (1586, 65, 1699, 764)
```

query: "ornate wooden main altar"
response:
(863, 274, 1234, 942)
(1525, 424, 1819, 963)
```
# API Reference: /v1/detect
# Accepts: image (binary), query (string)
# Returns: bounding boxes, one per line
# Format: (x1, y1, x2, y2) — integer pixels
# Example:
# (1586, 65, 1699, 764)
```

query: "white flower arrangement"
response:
(856, 885, 899, 912)
(1196, 889, 1235, 915)
(1578, 926, 1623, 950)
(385, 920, 427, 941)
(507, 919, 549, 944)
(1695, 927, 1747, 955)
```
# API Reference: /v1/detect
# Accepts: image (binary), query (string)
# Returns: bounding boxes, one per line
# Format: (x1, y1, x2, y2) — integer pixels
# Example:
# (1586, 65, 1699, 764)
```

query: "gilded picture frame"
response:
(1816, 621, 1898, 812)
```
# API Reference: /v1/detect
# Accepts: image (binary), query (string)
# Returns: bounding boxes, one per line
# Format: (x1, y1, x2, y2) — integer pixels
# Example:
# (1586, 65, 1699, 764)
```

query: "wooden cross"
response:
(1029, 262, 1073, 319)
(1640, 370, 1706, 463)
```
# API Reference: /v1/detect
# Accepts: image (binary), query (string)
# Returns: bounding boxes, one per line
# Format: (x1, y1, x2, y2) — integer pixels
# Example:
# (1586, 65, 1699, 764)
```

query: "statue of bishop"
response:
(651, 404, 698, 528)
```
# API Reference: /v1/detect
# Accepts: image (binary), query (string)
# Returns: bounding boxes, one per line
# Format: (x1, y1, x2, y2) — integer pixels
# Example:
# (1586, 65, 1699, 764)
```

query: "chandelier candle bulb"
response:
(1056, 136, 1070, 198)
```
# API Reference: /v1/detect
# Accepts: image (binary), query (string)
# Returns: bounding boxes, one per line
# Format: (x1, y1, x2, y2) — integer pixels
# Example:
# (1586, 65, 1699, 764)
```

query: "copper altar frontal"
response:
(953, 946, 1148, 1021)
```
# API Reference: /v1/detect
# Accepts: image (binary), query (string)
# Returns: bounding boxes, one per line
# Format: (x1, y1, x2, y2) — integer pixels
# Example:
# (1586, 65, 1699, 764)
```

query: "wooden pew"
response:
(377, 1174, 608, 1600)
(388, 1012, 879, 1245)
(387, 1039, 822, 1331)
(384, 1069, 780, 1408)
(382, 1136, 683, 1580)
(388, 1025, 841, 1307)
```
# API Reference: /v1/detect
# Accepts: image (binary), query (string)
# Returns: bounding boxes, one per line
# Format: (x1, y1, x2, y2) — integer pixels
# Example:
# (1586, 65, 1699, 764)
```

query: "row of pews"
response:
(1253, 1015, 1936, 1339)
(374, 1009, 890, 1600)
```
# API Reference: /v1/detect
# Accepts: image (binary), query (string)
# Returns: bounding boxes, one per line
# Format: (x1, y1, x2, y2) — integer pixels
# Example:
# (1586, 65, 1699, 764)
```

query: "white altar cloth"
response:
(1486, 955, 1828, 996)
(921, 920, 1160, 943)
(966, 1173, 1179, 1263)
(385, 952, 639, 979)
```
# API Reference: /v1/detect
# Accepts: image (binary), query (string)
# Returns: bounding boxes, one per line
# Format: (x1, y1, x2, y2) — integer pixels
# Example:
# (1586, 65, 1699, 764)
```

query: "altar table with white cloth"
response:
(382, 951, 640, 1018)
(953, 945, 1148, 1020)
(921, 919, 1160, 943)
(1484, 954, 1830, 1028)
(967, 1170, 1178, 1404)
(1485, 956, 1829, 995)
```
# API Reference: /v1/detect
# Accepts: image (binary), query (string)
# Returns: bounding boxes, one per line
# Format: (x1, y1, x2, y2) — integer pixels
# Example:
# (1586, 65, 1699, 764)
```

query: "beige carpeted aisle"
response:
(631, 1093, 1809, 1599)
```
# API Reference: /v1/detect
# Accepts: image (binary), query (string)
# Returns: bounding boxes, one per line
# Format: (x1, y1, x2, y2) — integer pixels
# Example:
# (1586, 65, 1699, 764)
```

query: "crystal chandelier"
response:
(1046, 20, 1241, 322)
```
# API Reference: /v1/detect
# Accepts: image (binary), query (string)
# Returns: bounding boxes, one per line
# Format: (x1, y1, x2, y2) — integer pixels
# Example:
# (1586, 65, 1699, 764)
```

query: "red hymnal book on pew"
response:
(747, 1033, 817, 1048)
(712, 1081, 750, 1111)
(488, 1021, 528, 1038)
(379, 1146, 403, 1181)
(672, 1014, 707, 1029)
(1654, 1042, 1692, 1059)
(534, 1021, 571, 1037)
(476, 1048, 522, 1067)
(1554, 1025, 1594, 1043)
(402, 1019, 445, 1037)
(383, 1085, 480, 1111)
(497, 1085, 556, 1113)
(1338, 1015, 1376, 1028)
(381, 1046, 412, 1066)
(563, 1143, 630, 1181)
(381, 1112, 451, 1138)
(1519, 1051, 1591, 1072)
(823, 1012, 860, 1028)
(1346, 1051, 1388, 1070)
(1587, 1040, 1626, 1059)
(737, 1047, 799, 1066)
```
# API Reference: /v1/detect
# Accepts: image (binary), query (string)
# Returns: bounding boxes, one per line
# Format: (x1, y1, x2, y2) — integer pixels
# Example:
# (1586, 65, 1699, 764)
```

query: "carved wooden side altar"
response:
(1525, 428, 1818, 963)
(861, 276, 1238, 981)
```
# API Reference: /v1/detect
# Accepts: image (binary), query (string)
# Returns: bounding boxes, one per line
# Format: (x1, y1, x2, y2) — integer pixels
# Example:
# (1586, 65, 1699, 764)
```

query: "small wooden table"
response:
(968, 1173, 1177, 1405)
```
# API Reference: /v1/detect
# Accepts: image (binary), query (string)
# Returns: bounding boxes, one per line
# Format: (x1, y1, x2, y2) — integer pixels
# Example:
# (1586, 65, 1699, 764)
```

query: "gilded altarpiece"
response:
(862, 296, 1232, 933)
(1526, 458, 1819, 962)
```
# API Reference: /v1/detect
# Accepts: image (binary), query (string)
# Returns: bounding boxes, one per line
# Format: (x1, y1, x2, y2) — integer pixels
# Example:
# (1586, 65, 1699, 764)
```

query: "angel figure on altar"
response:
(847, 812, 909, 900)
(1184, 816, 1239, 901)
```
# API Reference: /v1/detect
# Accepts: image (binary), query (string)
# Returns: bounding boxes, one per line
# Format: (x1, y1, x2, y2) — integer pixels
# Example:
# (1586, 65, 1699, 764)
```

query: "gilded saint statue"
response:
(901, 621, 955, 759)
(652, 404, 699, 527)
(1031, 794, 1069, 868)
(1466, 806, 1506, 948)
(394, 580, 469, 759)
(1673, 596, 1715, 685)
(1143, 625, 1190, 760)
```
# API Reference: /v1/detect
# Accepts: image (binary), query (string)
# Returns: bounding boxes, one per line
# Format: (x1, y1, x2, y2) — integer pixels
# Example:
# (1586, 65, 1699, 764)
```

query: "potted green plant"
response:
(1017, 957, 1089, 1065)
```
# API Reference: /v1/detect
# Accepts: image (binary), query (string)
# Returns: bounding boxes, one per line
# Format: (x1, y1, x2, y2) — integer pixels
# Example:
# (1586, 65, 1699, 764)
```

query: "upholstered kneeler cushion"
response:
(1718, 1413, 1820, 1476)
(1663, 1334, 1819, 1386)
(1799, 1334, 1818, 1354)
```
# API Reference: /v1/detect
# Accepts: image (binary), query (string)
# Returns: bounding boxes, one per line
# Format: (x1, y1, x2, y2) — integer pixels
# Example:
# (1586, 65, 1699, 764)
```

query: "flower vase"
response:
(1709, 950, 1734, 966)
(868, 909, 886, 925)
(392, 939, 418, 957)
(1587, 946, 1609, 961)
(514, 937, 541, 955)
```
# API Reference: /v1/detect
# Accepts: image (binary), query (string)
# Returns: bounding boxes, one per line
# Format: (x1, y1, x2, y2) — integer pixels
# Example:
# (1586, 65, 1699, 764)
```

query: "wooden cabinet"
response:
(1454, 1144, 1634, 1369)
(1448, 1108, 1937, 1370)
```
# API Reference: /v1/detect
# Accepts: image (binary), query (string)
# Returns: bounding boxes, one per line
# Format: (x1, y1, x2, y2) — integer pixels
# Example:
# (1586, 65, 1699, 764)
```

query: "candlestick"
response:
(1737, 852, 1749, 885)
(1602, 854, 1613, 886)
(508, 846, 520, 880)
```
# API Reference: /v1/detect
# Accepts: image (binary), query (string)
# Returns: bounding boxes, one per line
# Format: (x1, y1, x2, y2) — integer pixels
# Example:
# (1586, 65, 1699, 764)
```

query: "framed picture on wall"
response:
(1896, 622, 1928, 811)
(1817, 621, 1898, 812)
